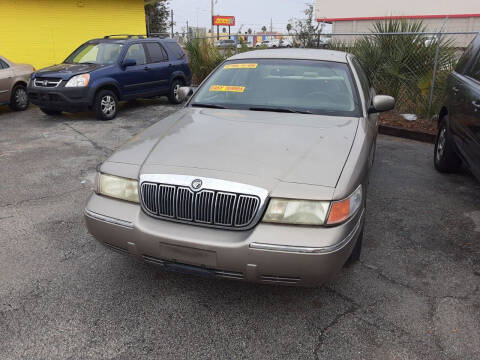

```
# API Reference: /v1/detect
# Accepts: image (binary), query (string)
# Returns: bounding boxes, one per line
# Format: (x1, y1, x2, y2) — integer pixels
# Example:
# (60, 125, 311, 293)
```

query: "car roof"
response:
(87, 37, 178, 44)
(228, 49, 349, 63)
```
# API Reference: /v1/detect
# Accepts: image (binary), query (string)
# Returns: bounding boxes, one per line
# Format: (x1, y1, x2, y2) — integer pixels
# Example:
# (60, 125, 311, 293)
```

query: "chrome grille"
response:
(34, 77, 62, 88)
(141, 182, 261, 230)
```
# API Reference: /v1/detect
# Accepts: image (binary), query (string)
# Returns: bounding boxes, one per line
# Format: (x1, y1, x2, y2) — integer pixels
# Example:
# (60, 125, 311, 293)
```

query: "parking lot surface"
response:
(1, 102, 479, 360)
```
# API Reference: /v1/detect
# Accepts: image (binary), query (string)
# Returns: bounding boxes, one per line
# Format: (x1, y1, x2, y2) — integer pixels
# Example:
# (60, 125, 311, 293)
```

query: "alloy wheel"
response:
(436, 127, 447, 162)
(101, 95, 116, 116)
(15, 87, 28, 108)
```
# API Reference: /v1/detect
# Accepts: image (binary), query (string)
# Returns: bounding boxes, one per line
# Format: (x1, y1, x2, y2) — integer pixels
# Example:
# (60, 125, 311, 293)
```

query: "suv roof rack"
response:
(103, 34, 147, 39)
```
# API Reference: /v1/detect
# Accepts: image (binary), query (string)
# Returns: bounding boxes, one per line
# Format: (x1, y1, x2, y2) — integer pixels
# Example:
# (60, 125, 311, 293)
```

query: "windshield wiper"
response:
(191, 103, 227, 109)
(249, 106, 312, 114)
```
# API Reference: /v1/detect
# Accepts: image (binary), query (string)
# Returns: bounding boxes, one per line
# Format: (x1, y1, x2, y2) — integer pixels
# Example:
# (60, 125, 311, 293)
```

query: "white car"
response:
(256, 39, 281, 48)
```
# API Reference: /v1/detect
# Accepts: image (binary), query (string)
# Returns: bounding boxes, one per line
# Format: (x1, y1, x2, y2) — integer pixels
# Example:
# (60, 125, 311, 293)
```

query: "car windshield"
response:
(191, 59, 361, 116)
(65, 42, 124, 65)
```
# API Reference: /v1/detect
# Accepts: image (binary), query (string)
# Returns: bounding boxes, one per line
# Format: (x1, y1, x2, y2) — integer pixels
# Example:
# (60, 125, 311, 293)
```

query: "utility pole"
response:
(211, 0, 215, 39)
(170, 9, 174, 38)
(186, 20, 189, 40)
(270, 18, 273, 33)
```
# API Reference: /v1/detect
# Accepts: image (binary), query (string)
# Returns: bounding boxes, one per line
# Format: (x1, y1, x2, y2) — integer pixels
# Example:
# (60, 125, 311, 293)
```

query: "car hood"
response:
(109, 108, 359, 191)
(33, 63, 103, 80)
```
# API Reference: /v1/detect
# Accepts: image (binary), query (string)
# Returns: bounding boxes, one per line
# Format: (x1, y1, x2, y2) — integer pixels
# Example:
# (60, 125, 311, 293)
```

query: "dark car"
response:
(28, 35, 191, 120)
(435, 34, 480, 180)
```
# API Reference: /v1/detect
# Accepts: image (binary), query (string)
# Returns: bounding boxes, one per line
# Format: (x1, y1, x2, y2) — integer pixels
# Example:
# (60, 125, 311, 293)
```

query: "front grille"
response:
(34, 77, 62, 88)
(141, 182, 261, 229)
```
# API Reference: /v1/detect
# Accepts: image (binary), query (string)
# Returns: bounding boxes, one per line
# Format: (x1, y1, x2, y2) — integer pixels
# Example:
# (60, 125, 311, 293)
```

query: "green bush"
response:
(330, 19, 457, 117)
(184, 39, 225, 85)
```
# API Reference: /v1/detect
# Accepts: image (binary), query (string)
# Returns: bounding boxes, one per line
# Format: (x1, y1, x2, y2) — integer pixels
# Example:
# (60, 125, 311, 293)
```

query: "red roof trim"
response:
(317, 14, 480, 22)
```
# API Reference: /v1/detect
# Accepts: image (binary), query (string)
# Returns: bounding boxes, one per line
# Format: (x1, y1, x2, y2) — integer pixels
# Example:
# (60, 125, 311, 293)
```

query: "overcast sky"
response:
(170, 0, 315, 33)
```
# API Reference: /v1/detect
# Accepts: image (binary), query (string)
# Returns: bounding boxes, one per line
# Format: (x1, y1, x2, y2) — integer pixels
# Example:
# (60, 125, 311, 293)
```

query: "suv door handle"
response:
(472, 100, 480, 111)
(144, 66, 151, 71)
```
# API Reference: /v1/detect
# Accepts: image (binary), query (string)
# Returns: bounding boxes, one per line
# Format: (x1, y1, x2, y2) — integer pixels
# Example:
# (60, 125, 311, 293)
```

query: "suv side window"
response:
(164, 42, 185, 60)
(125, 43, 146, 65)
(144, 42, 168, 63)
(0, 59, 9, 69)
(466, 52, 480, 82)
(351, 57, 372, 106)
(456, 38, 479, 74)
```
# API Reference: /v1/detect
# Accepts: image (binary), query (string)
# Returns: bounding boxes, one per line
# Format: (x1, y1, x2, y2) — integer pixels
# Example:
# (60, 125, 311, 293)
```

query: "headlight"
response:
(97, 173, 139, 203)
(263, 198, 330, 225)
(262, 185, 363, 226)
(65, 73, 90, 87)
(326, 185, 363, 225)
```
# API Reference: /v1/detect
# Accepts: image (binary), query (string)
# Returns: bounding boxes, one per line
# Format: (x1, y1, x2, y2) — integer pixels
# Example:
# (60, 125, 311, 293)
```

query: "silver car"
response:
(0, 55, 33, 111)
(84, 49, 394, 286)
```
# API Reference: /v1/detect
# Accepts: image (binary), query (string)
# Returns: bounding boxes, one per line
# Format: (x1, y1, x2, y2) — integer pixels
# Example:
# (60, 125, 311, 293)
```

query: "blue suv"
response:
(28, 35, 191, 120)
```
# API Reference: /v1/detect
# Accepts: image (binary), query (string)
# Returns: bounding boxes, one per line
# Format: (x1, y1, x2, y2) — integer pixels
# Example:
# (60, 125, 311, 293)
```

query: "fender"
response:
(168, 71, 187, 87)
(87, 78, 122, 102)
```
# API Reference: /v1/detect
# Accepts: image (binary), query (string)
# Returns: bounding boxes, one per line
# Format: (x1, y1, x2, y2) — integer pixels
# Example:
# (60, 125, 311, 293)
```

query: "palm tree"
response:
(286, 23, 292, 34)
(261, 26, 267, 33)
(247, 28, 252, 34)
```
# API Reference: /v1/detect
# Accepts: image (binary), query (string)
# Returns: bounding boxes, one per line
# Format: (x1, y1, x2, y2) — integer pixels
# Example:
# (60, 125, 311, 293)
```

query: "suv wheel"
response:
(40, 108, 62, 116)
(94, 90, 118, 120)
(168, 79, 184, 104)
(9, 84, 29, 111)
(434, 116, 461, 173)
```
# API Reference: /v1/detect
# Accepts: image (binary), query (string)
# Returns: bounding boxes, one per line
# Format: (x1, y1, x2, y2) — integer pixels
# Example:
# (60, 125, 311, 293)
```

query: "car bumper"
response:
(28, 84, 91, 111)
(84, 193, 364, 286)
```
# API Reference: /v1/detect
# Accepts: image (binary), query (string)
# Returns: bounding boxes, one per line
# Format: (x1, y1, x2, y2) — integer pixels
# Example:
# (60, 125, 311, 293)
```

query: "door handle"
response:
(144, 66, 151, 71)
(472, 100, 480, 111)
(452, 86, 460, 93)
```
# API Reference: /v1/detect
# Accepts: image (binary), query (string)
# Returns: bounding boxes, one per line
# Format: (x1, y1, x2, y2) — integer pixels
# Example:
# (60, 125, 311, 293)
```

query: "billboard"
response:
(315, 0, 480, 21)
(213, 16, 236, 27)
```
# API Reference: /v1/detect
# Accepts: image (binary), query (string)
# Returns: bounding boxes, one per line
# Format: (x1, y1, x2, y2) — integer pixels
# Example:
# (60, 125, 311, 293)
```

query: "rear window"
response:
(164, 42, 185, 60)
(145, 42, 168, 63)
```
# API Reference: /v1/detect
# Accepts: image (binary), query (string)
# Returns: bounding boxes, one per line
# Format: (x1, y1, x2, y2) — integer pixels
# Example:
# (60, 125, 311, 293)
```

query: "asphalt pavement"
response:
(1, 101, 479, 360)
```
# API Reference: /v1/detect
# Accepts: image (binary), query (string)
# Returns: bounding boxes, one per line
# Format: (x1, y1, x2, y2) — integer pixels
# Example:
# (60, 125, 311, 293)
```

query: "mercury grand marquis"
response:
(84, 49, 394, 286)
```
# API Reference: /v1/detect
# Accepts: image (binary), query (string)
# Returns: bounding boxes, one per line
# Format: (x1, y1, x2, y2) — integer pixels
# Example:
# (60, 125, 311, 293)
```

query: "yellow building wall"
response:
(0, 0, 146, 69)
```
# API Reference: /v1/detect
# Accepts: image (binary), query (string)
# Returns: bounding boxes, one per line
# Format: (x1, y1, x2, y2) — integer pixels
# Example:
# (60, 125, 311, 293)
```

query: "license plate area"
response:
(159, 243, 217, 267)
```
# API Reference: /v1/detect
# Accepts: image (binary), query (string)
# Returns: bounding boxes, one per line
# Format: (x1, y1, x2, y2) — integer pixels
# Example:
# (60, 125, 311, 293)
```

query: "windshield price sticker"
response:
(224, 63, 258, 69)
(209, 85, 246, 93)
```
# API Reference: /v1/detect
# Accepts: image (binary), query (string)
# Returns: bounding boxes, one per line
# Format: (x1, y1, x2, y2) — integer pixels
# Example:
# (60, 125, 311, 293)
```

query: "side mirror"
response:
(368, 95, 395, 113)
(122, 58, 137, 68)
(177, 86, 194, 102)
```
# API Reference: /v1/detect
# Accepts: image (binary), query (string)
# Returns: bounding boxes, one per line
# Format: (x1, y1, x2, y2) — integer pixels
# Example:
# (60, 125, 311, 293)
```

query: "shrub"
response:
(330, 19, 457, 117)
(184, 39, 225, 85)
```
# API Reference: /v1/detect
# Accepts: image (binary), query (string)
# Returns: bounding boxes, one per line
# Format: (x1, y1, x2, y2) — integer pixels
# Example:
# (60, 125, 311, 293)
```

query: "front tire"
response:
(40, 108, 62, 116)
(9, 84, 29, 111)
(434, 116, 461, 173)
(94, 90, 118, 121)
(168, 79, 184, 104)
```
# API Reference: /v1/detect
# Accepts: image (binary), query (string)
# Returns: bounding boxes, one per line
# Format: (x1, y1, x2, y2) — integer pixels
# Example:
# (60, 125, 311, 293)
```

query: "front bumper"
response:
(28, 84, 92, 112)
(84, 193, 364, 286)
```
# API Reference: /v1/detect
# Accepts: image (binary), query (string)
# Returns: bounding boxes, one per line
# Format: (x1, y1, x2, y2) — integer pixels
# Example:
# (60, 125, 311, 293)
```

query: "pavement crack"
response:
(315, 305, 358, 359)
(63, 122, 112, 153)
(0, 188, 84, 208)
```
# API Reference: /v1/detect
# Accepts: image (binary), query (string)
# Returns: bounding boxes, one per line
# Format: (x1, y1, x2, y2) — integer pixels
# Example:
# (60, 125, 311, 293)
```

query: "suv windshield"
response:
(65, 42, 124, 65)
(191, 59, 360, 116)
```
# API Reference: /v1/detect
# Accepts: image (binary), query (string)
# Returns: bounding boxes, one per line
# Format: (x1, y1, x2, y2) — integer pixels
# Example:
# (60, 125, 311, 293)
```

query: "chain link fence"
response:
(151, 30, 478, 119)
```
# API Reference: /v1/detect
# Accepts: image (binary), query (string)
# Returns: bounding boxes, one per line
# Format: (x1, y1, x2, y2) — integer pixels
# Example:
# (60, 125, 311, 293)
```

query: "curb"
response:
(379, 125, 436, 144)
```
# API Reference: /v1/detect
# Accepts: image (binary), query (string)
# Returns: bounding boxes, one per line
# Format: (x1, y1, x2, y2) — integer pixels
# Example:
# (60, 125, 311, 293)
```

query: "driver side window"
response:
(125, 44, 146, 66)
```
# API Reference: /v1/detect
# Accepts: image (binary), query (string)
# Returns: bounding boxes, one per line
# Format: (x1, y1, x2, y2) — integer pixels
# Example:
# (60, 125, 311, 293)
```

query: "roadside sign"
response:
(212, 16, 236, 26)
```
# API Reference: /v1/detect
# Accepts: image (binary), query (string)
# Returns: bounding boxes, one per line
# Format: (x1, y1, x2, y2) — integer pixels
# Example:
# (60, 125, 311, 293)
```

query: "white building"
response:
(316, 0, 480, 45)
